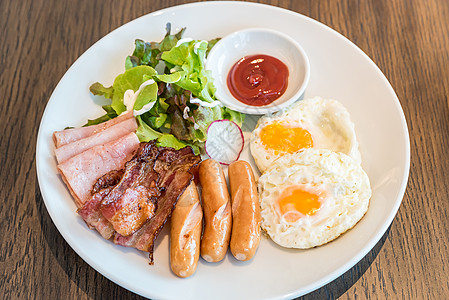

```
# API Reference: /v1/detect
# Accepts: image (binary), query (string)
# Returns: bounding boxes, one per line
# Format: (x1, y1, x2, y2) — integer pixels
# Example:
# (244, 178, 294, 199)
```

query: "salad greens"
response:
(88, 23, 244, 154)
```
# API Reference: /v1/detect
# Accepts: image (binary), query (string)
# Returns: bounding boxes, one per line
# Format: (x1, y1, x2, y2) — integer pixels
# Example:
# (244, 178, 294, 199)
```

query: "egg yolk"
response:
(278, 187, 321, 222)
(260, 122, 313, 153)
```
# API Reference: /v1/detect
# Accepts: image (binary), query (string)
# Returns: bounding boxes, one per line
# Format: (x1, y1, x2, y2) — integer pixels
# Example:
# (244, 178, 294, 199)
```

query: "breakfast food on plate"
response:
(258, 148, 371, 249)
(77, 141, 201, 264)
(51, 21, 372, 278)
(198, 159, 233, 262)
(170, 182, 203, 278)
(250, 97, 361, 173)
(228, 160, 261, 261)
(52, 24, 255, 274)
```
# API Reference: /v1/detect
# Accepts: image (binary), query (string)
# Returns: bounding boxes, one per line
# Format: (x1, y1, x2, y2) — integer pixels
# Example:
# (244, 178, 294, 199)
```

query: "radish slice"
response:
(205, 120, 244, 165)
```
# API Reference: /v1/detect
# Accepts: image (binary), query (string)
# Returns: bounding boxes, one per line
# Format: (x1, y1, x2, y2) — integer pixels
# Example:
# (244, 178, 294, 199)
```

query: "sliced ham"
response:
(53, 111, 134, 148)
(58, 132, 140, 208)
(55, 117, 137, 164)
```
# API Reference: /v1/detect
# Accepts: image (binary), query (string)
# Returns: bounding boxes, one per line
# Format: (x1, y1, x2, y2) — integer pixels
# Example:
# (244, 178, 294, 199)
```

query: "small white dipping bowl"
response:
(206, 28, 310, 115)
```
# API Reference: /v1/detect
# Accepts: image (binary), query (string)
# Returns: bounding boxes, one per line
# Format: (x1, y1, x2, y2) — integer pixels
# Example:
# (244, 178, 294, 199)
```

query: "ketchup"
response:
(227, 54, 289, 106)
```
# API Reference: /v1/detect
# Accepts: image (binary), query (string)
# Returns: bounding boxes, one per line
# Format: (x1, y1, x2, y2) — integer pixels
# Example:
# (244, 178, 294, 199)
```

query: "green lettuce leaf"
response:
(157, 134, 190, 150)
(222, 106, 245, 127)
(190, 105, 222, 142)
(206, 38, 220, 55)
(161, 40, 214, 101)
(139, 95, 170, 129)
(111, 65, 157, 114)
(155, 72, 182, 83)
(83, 105, 118, 126)
(126, 23, 186, 69)
(89, 82, 114, 99)
(134, 82, 158, 111)
(136, 116, 199, 154)
(135, 115, 162, 141)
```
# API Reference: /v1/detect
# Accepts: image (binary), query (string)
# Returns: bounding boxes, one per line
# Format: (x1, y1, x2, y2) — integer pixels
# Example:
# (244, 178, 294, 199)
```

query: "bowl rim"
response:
(206, 27, 311, 115)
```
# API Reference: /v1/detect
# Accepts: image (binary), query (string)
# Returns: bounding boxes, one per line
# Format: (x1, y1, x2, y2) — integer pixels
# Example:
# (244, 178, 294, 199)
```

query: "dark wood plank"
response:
(1, 0, 448, 299)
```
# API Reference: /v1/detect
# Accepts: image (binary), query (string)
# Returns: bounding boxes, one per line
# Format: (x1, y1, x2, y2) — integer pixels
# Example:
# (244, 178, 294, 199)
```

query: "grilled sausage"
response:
(170, 182, 203, 277)
(228, 160, 261, 261)
(199, 159, 232, 262)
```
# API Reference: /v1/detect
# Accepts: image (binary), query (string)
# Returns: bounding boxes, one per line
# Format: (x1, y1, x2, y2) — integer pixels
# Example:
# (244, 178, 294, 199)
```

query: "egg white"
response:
(258, 148, 371, 249)
(250, 97, 361, 173)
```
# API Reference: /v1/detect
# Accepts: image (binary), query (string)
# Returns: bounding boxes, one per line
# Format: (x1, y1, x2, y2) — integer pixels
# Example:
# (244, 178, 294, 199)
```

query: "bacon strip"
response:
(99, 143, 161, 236)
(53, 111, 134, 148)
(113, 146, 201, 264)
(58, 132, 140, 207)
(55, 117, 137, 164)
(92, 169, 125, 194)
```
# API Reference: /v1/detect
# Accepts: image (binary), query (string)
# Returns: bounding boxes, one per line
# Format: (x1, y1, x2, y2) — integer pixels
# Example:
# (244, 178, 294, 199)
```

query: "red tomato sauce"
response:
(227, 54, 289, 106)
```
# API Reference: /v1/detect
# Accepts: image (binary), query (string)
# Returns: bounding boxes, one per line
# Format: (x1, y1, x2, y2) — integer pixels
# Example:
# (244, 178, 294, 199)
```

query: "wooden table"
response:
(2, 0, 448, 299)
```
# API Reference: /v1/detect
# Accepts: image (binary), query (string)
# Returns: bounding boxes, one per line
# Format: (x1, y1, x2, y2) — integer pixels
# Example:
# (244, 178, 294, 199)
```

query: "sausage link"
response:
(199, 159, 232, 262)
(170, 182, 203, 277)
(228, 160, 261, 261)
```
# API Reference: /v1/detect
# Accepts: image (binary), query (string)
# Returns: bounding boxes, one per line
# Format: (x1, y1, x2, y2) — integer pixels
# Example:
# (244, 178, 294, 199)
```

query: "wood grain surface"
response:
(1, 0, 448, 299)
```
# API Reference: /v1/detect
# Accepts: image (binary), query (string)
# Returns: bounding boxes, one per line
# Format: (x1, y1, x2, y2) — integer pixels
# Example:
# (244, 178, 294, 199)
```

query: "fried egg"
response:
(250, 97, 361, 173)
(258, 148, 371, 249)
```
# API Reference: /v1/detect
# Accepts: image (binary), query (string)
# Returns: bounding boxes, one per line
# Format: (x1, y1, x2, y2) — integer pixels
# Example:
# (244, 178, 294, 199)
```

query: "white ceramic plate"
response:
(36, 2, 410, 299)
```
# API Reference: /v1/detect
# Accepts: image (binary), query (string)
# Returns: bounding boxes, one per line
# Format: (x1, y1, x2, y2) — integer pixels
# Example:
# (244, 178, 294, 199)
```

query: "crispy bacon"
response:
(77, 142, 201, 264)
(100, 143, 161, 236)
(113, 145, 201, 263)
(92, 169, 124, 194)
(103, 186, 157, 237)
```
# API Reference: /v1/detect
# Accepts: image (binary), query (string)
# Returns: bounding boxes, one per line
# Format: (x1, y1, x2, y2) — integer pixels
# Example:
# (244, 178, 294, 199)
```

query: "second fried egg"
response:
(250, 97, 361, 173)
(258, 148, 371, 249)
